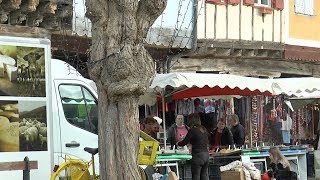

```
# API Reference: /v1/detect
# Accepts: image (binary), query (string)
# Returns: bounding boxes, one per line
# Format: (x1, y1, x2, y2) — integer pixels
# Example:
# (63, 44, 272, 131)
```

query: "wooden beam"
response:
(170, 57, 320, 77)
(0, 161, 38, 171)
(197, 39, 285, 50)
(20, 0, 40, 12)
(1, 0, 22, 11)
(0, 24, 50, 38)
(9, 11, 27, 25)
(0, 10, 9, 23)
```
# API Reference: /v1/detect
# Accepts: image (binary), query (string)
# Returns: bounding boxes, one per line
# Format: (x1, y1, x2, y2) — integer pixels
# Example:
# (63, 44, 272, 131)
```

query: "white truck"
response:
(0, 35, 99, 179)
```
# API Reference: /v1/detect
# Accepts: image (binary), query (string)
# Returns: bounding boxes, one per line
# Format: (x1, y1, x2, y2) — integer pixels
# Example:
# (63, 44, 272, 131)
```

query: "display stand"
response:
(155, 154, 192, 179)
(241, 149, 307, 180)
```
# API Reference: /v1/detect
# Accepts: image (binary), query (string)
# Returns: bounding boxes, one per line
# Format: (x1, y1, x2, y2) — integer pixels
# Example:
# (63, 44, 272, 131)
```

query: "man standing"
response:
(281, 109, 292, 146)
(230, 114, 245, 147)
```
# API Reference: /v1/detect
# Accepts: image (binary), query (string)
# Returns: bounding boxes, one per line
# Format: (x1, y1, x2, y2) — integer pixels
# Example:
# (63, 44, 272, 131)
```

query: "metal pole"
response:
(162, 91, 167, 150)
(23, 156, 30, 180)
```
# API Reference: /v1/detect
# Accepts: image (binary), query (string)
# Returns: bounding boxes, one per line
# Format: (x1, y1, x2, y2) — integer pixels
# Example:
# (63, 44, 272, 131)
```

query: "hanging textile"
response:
(291, 111, 297, 144)
(251, 96, 258, 144)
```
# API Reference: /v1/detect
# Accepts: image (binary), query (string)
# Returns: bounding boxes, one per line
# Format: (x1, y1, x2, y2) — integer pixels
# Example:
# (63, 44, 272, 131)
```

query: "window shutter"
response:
(228, 0, 240, 5)
(294, 0, 305, 14)
(243, 0, 254, 6)
(206, 0, 227, 5)
(273, 0, 284, 10)
(305, 0, 314, 15)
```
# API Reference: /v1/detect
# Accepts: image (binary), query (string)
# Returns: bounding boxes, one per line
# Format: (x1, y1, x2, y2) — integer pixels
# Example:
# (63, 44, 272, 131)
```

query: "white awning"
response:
(271, 77, 320, 97)
(150, 72, 274, 98)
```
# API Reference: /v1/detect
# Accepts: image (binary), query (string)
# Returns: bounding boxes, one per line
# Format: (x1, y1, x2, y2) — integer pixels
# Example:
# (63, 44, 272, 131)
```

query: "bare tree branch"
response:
(85, 0, 108, 23)
(136, 0, 167, 41)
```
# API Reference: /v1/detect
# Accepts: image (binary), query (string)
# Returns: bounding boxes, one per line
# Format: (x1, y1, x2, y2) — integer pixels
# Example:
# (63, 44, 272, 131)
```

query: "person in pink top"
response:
(167, 114, 189, 149)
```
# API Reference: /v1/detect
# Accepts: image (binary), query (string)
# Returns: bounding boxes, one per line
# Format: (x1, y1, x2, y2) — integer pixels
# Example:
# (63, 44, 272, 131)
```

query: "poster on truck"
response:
(0, 100, 47, 152)
(0, 45, 45, 97)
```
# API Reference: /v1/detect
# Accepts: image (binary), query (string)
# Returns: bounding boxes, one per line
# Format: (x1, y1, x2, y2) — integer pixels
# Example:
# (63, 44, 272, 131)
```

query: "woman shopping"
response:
(177, 113, 209, 180)
(262, 147, 296, 180)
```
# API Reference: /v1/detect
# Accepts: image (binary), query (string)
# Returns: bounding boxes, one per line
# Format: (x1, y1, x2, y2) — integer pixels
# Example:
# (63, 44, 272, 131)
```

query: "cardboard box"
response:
(221, 170, 245, 180)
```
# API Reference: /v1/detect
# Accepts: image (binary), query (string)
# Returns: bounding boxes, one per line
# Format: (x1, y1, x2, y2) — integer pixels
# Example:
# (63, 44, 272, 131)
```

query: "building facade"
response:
(170, 0, 320, 77)
(284, 0, 320, 77)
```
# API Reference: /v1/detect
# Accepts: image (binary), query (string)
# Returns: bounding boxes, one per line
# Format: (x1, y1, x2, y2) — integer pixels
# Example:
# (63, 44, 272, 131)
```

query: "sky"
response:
(72, 0, 194, 48)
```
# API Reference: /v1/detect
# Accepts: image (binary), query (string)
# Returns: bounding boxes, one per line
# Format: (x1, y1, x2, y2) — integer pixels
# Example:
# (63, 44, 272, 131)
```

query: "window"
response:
(254, 0, 271, 6)
(295, 0, 314, 15)
(59, 84, 98, 134)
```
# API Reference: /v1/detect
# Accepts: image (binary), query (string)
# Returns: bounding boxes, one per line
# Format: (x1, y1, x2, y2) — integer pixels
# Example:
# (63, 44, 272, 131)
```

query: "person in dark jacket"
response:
(261, 147, 294, 180)
(230, 114, 245, 147)
(167, 114, 189, 149)
(209, 118, 233, 148)
(177, 113, 209, 180)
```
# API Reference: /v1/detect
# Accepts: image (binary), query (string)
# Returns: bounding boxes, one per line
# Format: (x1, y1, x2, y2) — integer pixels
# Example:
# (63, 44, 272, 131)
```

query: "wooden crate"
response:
(221, 170, 245, 180)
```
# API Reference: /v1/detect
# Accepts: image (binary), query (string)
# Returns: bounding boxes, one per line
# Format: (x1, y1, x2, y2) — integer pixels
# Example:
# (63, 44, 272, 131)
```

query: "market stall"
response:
(144, 72, 278, 179)
(144, 74, 320, 179)
(148, 72, 276, 150)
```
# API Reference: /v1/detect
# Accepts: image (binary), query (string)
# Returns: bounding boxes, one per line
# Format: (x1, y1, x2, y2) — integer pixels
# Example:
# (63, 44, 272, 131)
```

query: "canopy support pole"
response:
(162, 91, 167, 150)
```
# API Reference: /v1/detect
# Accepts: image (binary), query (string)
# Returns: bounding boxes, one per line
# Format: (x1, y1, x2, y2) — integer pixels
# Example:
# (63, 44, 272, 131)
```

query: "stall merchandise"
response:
(148, 73, 320, 150)
(241, 148, 307, 180)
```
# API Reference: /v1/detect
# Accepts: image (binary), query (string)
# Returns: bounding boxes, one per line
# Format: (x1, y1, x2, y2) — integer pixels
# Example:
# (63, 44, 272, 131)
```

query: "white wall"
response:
(197, 0, 284, 42)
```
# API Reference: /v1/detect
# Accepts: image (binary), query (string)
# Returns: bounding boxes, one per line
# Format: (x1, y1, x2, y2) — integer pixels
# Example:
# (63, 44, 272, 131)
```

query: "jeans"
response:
(191, 152, 209, 180)
(282, 130, 290, 144)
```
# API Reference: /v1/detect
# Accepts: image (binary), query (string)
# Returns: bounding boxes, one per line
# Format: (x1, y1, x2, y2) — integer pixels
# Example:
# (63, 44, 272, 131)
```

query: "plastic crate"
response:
(183, 163, 192, 179)
(209, 164, 221, 177)
(138, 131, 159, 165)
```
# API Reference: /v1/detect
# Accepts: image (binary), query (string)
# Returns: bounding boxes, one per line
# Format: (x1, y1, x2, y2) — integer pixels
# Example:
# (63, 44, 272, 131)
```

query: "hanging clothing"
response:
(281, 114, 292, 131)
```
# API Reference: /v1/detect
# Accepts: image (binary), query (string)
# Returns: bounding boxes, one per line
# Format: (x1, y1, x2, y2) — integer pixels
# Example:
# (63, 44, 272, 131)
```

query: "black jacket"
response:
(167, 124, 189, 149)
(209, 127, 233, 147)
(268, 162, 291, 178)
(177, 127, 209, 154)
(231, 124, 245, 146)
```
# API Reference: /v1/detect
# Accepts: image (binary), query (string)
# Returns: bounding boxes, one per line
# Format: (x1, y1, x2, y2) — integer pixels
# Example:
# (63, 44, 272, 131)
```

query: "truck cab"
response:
(51, 59, 99, 175)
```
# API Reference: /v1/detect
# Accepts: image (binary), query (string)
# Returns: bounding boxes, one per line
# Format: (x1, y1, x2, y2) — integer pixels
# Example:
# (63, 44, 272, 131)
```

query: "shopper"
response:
(143, 116, 160, 140)
(230, 114, 245, 147)
(177, 113, 209, 180)
(262, 147, 295, 180)
(167, 114, 189, 149)
(209, 118, 233, 148)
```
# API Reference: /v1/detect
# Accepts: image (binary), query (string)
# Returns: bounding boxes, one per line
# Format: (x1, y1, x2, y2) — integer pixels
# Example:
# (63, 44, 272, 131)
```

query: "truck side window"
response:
(58, 84, 98, 134)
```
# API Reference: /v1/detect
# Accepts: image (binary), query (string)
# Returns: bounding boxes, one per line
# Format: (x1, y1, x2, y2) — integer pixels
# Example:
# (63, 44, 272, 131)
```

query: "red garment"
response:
(261, 173, 271, 180)
(214, 132, 222, 147)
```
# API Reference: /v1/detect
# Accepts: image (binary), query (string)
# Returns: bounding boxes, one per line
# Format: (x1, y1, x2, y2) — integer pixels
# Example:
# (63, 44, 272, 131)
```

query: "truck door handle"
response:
(65, 141, 80, 147)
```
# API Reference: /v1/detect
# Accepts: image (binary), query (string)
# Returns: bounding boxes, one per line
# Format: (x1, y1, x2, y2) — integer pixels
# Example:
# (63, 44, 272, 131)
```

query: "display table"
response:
(241, 149, 307, 180)
(155, 154, 192, 179)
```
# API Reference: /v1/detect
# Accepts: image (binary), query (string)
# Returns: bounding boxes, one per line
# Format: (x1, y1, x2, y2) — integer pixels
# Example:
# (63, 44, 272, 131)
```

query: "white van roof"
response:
(51, 59, 97, 92)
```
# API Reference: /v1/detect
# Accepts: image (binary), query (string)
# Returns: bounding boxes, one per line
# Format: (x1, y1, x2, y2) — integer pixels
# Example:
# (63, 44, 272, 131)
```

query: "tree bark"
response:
(86, 0, 167, 179)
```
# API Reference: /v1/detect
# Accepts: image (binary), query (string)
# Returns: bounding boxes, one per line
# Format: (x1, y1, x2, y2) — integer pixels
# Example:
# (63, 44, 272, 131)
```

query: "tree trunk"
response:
(86, 0, 167, 179)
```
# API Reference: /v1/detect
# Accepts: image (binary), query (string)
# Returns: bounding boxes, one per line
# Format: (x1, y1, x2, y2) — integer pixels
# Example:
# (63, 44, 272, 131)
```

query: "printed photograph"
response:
(0, 45, 46, 97)
(0, 100, 47, 152)
(18, 101, 47, 151)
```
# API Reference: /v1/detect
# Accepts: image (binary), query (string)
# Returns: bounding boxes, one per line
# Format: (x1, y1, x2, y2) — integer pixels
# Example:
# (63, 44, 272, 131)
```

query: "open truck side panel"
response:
(0, 36, 99, 179)
(0, 36, 53, 179)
